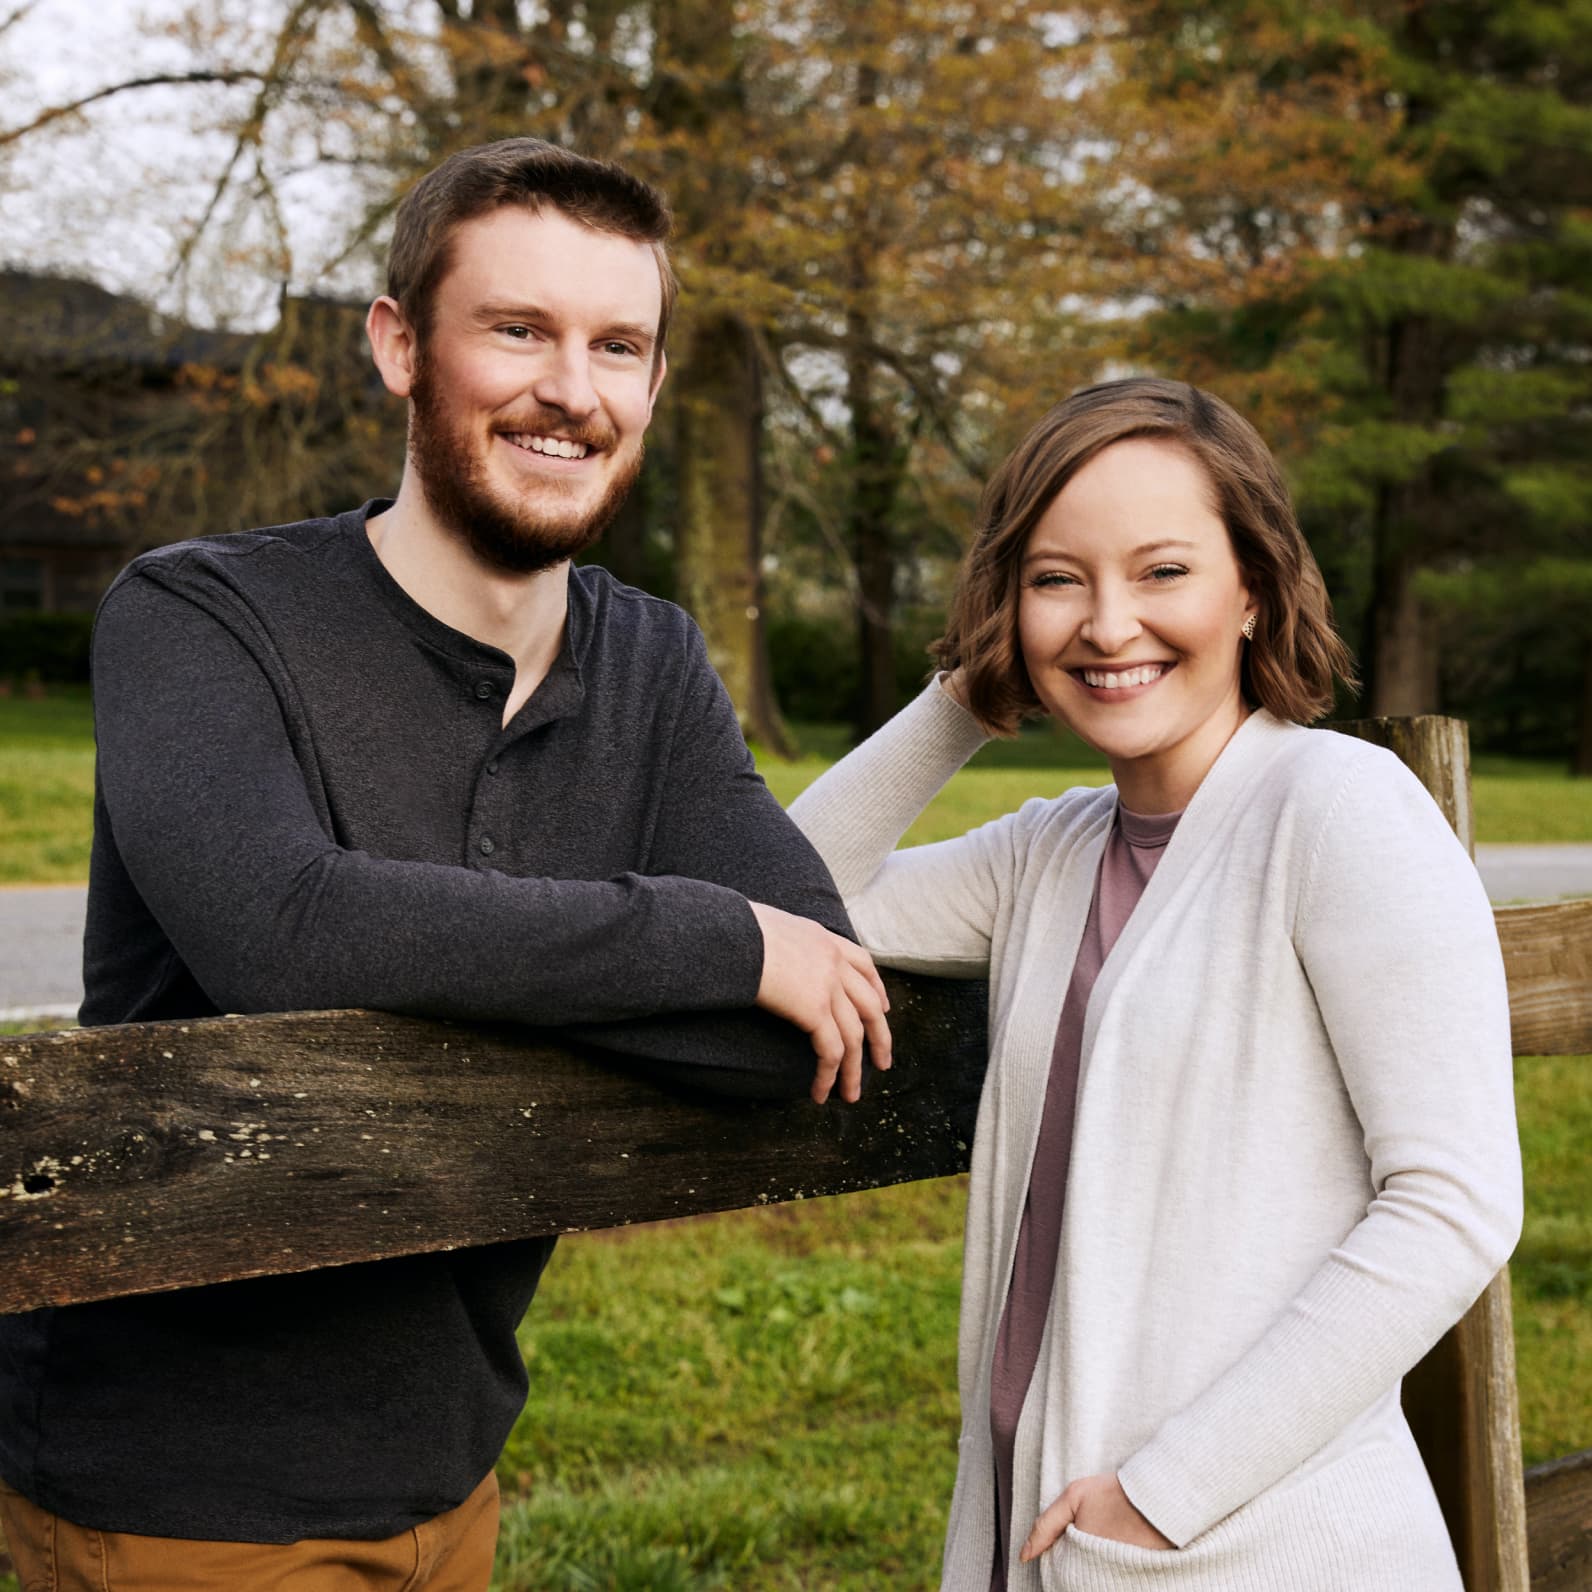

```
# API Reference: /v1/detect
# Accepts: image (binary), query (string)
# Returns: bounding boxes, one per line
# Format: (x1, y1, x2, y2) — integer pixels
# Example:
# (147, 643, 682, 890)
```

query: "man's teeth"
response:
(1082, 664, 1167, 689)
(507, 433, 589, 459)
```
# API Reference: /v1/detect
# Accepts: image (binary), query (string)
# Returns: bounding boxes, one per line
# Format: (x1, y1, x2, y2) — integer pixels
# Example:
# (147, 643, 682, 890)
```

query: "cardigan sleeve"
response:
(786, 678, 1007, 976)
(1116, 748, 1523, 1547)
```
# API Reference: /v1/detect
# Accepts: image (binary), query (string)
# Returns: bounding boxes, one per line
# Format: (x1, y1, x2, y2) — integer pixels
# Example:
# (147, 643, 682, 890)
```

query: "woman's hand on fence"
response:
(748, 902, 893, 1103)
(1020, 1472, 1174, 1562)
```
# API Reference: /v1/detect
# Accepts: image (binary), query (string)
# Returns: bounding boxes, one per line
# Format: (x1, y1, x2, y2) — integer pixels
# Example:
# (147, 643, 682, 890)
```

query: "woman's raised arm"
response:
(788, 677, 1009, 977)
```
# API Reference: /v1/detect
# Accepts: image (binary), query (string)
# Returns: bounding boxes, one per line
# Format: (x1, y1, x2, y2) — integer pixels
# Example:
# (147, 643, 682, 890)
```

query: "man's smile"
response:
(499, 431, 595, 461)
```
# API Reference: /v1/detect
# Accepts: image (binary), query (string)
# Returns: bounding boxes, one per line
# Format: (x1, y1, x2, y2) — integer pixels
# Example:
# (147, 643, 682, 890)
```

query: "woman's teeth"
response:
(1081, 664, 1168, 689)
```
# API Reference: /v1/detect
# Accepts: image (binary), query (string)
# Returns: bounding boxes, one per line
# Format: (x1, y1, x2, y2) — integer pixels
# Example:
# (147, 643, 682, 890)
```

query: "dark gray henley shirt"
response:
(0, 501, 854, 1542)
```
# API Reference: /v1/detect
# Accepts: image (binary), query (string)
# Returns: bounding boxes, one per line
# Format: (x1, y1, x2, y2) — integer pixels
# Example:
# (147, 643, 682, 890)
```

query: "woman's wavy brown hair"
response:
(935, 377, 1357, 735)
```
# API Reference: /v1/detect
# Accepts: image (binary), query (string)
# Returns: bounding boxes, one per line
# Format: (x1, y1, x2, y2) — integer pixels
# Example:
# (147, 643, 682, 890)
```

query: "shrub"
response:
(0, 612, 95, 683)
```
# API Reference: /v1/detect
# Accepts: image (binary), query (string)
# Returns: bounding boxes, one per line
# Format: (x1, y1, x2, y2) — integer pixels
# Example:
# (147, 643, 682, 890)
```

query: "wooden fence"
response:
(3, 716, 1589, 1589)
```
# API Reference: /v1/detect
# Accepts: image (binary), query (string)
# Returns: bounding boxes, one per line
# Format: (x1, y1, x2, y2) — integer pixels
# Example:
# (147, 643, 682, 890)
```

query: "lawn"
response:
(1, 696, 1589, 884)
(0, 694, 1586, 1589)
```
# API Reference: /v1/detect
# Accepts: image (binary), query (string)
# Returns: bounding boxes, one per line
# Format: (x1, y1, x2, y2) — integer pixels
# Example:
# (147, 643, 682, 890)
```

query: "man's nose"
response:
(1080, 586, 1143, 654)
(532, 340, 600, 421)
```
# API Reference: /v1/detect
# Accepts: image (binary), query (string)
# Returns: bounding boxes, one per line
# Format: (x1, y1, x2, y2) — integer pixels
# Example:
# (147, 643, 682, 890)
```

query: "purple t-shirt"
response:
(988, 802, 1182, 1589)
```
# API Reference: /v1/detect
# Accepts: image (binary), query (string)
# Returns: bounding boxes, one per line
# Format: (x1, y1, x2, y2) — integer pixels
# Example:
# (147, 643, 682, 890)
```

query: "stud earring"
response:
(1241, 614, 1257, 640)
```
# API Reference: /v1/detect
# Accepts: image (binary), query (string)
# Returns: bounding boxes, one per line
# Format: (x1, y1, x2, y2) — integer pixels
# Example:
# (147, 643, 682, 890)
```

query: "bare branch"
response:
(0, 71, 265, 149)
(168, 0, 334, 298)
(0, 1, 40, 41)
(343, 0, 446, 143)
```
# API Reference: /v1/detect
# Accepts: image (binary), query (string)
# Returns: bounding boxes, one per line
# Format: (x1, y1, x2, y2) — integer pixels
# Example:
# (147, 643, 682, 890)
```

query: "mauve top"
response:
(988, 801, 1183, 1589)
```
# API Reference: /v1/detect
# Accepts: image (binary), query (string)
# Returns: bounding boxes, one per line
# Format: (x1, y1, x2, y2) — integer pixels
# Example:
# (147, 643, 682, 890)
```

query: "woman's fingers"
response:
(1020, 1487, 1077, 1564)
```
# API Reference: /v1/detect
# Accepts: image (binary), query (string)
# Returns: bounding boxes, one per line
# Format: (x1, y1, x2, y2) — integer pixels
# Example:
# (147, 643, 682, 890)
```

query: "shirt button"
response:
(474, 680, 495, 700)
(478, 836, 496, 856)
(486, 759, 500, 776)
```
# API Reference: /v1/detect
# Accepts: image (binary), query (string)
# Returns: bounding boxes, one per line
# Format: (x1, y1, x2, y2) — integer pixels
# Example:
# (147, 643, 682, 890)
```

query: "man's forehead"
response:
(439, 205, 663, 326)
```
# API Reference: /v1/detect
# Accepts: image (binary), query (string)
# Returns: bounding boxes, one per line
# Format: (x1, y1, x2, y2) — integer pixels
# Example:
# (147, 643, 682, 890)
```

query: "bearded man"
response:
(0, 139, 889, 1591)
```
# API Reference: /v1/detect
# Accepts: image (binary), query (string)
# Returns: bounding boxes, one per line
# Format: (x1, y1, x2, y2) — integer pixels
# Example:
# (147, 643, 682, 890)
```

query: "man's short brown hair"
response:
(386, 138, 678, 367)
(935, 377, 1357, 735)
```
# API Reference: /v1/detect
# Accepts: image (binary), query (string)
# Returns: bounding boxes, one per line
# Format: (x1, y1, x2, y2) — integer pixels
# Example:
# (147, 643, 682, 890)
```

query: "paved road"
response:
(4, 848, 1590, 1022)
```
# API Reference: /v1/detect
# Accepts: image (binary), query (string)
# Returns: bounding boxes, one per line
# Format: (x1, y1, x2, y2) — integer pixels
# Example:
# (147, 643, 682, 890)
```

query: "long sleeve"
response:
(89, 576, 766, 1028)
(561, 622, 861, 1096)
(787, 679, 1007, 975)
(1116, 751, 1523, 1547)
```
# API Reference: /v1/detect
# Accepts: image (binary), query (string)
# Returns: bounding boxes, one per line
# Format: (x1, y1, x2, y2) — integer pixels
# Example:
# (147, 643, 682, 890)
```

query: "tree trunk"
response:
(1364, 496, 1438, 717)
(846, 300, 898, 740)
(1575, 637, 1592, 777)
(674, 311, 791, 754)
(843, 118, 903, 743)
(1362, 302, 1446, 716)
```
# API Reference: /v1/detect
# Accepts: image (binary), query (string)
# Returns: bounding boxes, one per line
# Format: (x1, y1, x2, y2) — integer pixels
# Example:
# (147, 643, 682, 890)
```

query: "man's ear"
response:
(647, 348, 668, 416)
(367, 296, 418, 400)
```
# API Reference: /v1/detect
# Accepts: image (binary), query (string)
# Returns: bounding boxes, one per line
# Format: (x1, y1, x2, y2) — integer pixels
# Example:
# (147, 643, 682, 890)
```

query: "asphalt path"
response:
(3, 847, 1590, 1023)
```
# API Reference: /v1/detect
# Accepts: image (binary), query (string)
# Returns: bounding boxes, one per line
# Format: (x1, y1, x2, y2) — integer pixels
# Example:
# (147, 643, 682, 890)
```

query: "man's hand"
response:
(748, 902, 893, 1103)
(1020, 1472, 1174, 1563)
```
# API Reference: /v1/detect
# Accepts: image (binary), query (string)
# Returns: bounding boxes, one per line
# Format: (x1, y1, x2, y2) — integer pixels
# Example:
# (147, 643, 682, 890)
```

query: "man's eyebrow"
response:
(472, 302, 552, 324)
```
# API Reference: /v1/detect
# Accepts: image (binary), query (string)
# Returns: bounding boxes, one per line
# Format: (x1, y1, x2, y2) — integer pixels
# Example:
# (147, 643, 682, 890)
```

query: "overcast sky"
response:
(2, 0, 379, 327)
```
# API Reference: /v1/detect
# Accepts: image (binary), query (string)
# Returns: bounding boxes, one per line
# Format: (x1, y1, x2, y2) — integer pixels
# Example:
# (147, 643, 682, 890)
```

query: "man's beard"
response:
(408, 372, 643, 575)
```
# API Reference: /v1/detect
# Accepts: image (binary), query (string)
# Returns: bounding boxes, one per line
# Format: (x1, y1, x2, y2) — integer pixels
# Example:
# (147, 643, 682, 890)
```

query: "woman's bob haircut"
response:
(935, 376, 1357, 736)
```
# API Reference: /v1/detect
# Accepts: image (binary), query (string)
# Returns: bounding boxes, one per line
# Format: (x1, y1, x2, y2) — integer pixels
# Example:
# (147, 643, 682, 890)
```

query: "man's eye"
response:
(601, 340, 638, 357)
(501, 325, 533, 340)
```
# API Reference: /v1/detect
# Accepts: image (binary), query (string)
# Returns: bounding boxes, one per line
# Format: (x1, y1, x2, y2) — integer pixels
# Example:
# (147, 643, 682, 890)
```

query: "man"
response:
(0, 139, 889, 1589)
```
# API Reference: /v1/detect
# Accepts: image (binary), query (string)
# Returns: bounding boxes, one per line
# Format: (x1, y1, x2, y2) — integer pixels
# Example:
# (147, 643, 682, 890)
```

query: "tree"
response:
(1110, 0, 1592, 728)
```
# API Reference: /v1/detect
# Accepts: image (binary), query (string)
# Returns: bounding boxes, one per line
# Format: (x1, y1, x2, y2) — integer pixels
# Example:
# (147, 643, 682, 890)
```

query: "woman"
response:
(789, 378, 1521, 1592)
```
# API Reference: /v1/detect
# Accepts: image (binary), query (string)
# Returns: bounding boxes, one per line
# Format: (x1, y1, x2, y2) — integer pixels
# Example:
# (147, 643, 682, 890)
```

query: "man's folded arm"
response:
(561, 621, 874, 1099)
(92, 577, 767, 1028)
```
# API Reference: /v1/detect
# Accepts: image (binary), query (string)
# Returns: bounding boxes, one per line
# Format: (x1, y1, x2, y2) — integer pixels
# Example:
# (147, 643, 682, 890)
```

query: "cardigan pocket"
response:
(1036, 1435, 1460, 1592)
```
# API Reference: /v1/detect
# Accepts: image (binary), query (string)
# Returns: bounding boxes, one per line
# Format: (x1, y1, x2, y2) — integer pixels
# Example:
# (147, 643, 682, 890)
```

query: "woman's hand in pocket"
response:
(1020, 1472, 1174, 1563)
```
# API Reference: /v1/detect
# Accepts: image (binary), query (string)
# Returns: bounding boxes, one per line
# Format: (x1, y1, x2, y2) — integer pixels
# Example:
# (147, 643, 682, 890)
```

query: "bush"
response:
(0, 612, 95, 683)
(768, 608, 945, 725)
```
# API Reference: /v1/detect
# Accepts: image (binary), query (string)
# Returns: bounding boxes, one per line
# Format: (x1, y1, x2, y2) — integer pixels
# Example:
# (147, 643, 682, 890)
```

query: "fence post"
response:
(1337, 715, 1531, 1592)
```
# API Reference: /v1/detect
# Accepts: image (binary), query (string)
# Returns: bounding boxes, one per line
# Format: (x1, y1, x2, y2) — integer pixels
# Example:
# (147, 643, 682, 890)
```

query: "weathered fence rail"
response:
(1, 981, 987, 1312)
(3, 714, 1589, 1591)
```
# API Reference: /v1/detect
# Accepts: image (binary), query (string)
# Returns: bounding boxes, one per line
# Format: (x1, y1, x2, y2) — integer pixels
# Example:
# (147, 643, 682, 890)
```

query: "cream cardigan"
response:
(789, 684, 1523, 1592)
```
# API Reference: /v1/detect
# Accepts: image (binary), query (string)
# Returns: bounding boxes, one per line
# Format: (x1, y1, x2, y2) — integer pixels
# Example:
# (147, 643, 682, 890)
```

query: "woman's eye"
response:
(1148, 564, 1188, 582)
(1029, 571, 1079, 590)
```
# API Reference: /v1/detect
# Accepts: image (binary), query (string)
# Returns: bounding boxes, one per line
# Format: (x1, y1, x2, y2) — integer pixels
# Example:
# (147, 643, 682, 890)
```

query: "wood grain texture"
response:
(1524, 1447, 1592, 1592)
(1, 973, 988, 1315)
(1338, 715, 1532, 1592)
(1496, 900, 1592, 1057)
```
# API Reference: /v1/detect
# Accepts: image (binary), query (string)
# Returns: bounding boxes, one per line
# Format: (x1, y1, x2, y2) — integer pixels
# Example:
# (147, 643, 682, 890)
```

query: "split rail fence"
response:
(3, 717, 1589, 1590)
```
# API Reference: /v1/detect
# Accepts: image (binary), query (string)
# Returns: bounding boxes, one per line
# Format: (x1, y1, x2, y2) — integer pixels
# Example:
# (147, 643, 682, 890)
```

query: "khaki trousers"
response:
(0, 1472, 499, 1592)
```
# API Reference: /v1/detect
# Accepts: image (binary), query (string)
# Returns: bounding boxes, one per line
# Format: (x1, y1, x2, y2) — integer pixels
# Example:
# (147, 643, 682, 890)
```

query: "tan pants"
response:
(0, 1472, 499, 1592)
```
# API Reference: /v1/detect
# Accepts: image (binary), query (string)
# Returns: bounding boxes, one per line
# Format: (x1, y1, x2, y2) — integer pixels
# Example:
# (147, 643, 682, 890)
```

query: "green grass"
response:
(0, 688, 94, 884)
(0, 698, 1586, 887)
(1512, 1053, 1592, 1468)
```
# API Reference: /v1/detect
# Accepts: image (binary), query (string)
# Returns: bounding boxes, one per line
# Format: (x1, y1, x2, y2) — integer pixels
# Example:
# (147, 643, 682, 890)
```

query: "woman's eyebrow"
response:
(1021, 536, 1199, 566)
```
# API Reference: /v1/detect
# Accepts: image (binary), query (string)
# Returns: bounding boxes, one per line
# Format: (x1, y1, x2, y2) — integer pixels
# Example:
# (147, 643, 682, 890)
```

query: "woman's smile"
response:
(1018, 437, 1255, 812)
